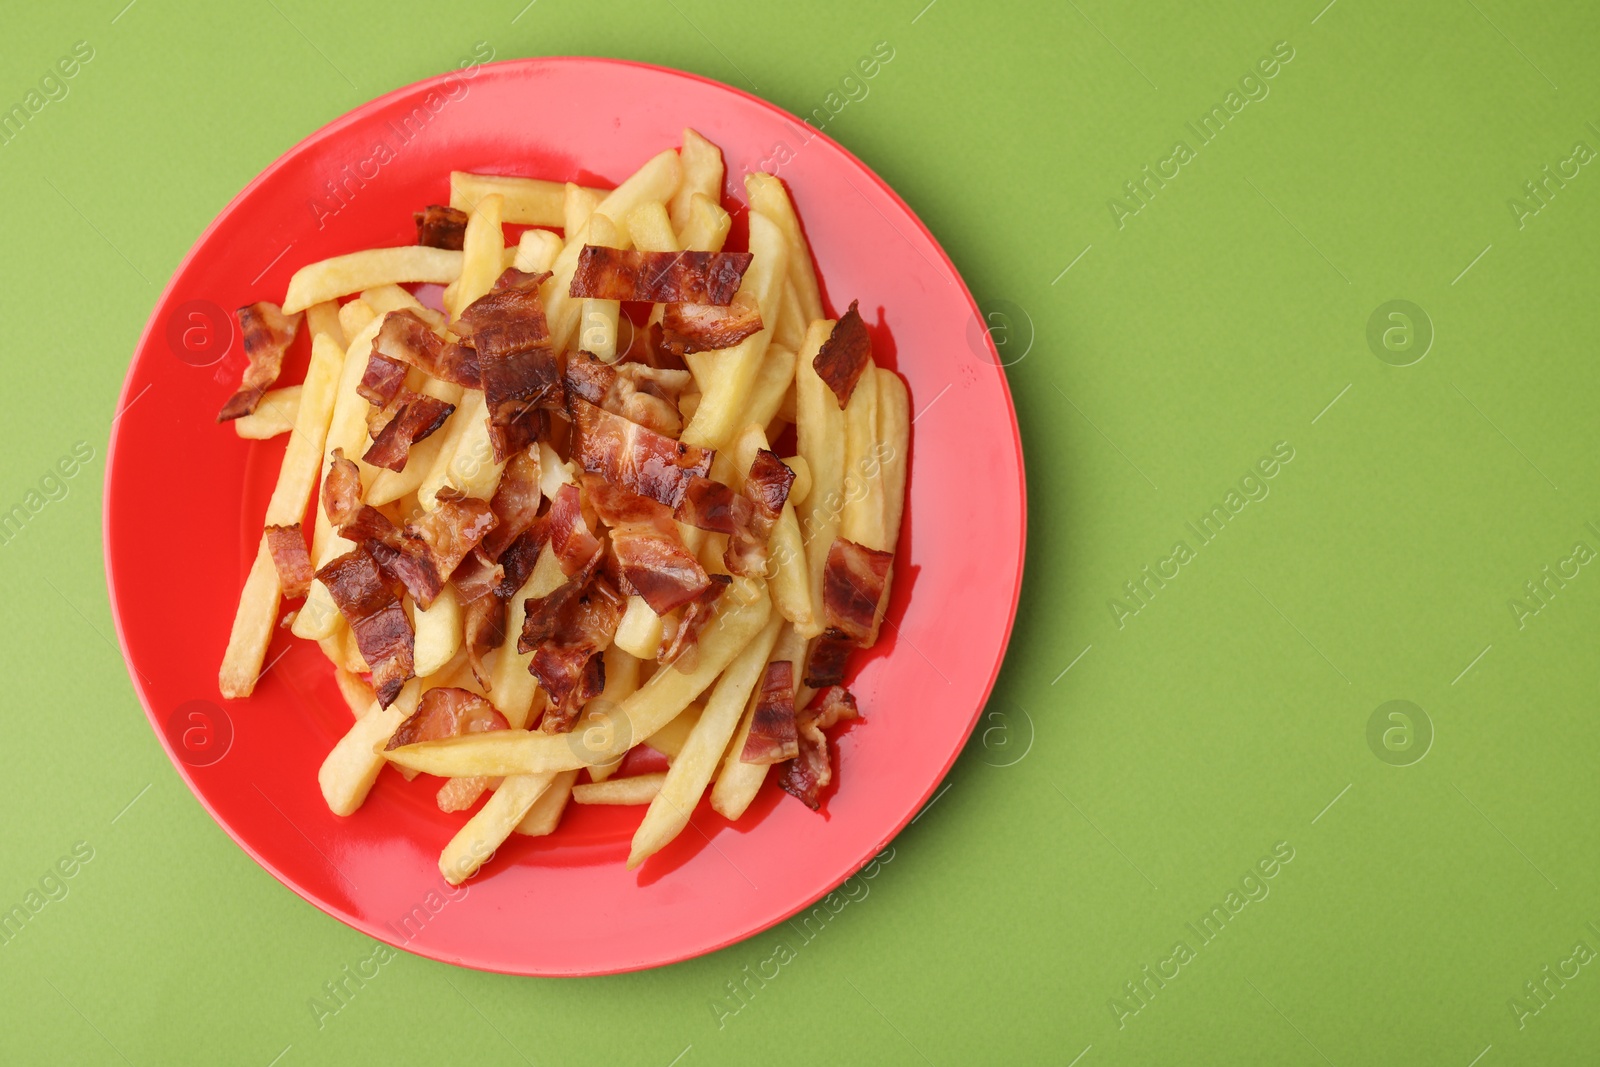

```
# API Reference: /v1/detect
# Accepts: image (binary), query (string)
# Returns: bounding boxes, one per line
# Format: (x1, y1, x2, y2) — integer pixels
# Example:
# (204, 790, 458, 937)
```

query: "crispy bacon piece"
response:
(531, 646, 606, 733)
(362, 392, 455, 471)
(414, 204, 469, 250)
(321, 449, 398, 547)
(565, 351, 692, 437)
(370, 494, 497, 608)
(570, 247, 753, 305)
(569, 396, 712, 509)
(264, 523, 314, 599)
(547, 483, 603, 576)
(673, 476, 744, 534)
(742, 660, 798, 764)
(452, 550, 506, 689)
(659, 574, 731, 669)
(812, 300, 871, 408)
(631, 320, 689, 372)
(384, 686, 508, 750)
(779, 686, 860, 810)
(726, 450, 796, 577)
(821, 537, 894, 644)
(317, 547, 414, 707)
(218, 302, 303, 421)
(518, 563, 625, 730)
(659, 292, 764, 356)
(372, 309, 481, 388)
(586, 475, 712, 615)
(457, 268, 561, 461)
(480, 446, 542, 559)
(803, 629, 854, 690)
(357, 352, 409, 411)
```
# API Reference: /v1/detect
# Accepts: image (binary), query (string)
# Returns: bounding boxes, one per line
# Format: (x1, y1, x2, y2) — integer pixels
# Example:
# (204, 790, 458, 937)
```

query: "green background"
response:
(3, 0, 1597, 1062)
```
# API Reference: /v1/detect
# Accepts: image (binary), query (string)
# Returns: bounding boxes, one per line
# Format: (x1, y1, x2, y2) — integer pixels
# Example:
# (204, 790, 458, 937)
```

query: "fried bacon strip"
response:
(658, 574, 731, 669)
(371, 309, 481, 388)
(479, 446, 542, 559)
(812, 300, 871, 408)
(725, 450, 796, 578)
(585, 475, 712, 616)
(321, 449, 399, 546)
(779, 686, 860, 810)
(457, 268, 561, 461)
(218, 302, 303, 421)
(414, 204, 469, 250)
(264, 523, 314, 599)
(528, 576, 625, 732)
(569, 396, 712, 509)
(547, 484, 603, 576)
(821, 537, 894, 644)
(802, 629, 854, 690)
(659, 292, 764, 356)
(741, 660, 798, 764)
(385, 686, 508, 750)
(316, 546, 414, 707)
(565, 351, 693, 437)
(569, 247, 753, 305)
(673, 476, 744, 535)
(455, 523, 549, 688)
(368, 494, 497, 608)
(357, 352, 409, 412)
(362, 392, 456, 471)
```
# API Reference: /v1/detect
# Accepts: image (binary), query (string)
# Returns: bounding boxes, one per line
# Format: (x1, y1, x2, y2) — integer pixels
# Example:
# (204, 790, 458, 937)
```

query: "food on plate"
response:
(214, 131, 910, 883)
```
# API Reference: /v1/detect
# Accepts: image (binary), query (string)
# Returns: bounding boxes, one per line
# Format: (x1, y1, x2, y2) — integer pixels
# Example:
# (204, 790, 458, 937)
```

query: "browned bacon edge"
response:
(519, 565, 625, 731)
(742, 660, 798, 764)
(569, 247, 753, 306)
(363, 393, 455, 471)
(821, 537, 894, 644)
(385, 686, 508, 750)
(568, 395, 713, 510)
(547, 483, 602, 576)
(587, 475, 712, 616)
(673, 476, 743, 535)
(415, 205, 469, 250)
(565, 351, 692, 438)
(480, 446, 542, 559)
(218, 302, 302, 421)
(659, 574, 731, 669)
(357, 352, 409, 412)
(659, 292, 764, 356)
(725, 450, 796, 578)
(812, 300, 871, 408)
(316, 546, 415, 707)
(372, 309, 481, 388)
(459, 269, 561, 462)
(802, 628, 854, 690)
(264, 524, 314, 599)
(778, 686, 860, 810)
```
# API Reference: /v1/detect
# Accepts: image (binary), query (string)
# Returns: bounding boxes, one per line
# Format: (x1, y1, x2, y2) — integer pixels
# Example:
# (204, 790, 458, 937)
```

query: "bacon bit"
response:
(375, 495, 498, 608)
(658, 574, 731, 670)
(362, 392, 456, 471)
(742, 660, 798, 764)
(779, 686, 860, 810)
(725, 450, 796, 578)
(385, 686, 508, 750)
(802, 628, 854, 690)
(264, 524, 315, 599)
(357, 352, 409, 411)
(547, 484, 603, 576)
(218, 302, 303, 421)
(415, 205, 469, 250)
(659, 292, 764, 356)
(569, 396, 712, 509)
(519, 566, 625, 729)
(317, 547, 414, 707)
(372, 309, 481, 388)
(586, 475, 712, 616)
(821, 538, 894, 644)
(452, 550, 507, 689)
(321, 450, 397, 547)
(480, 446, 542, 559)
(570, 247, 753, 305)
(565, 350, 693, 437)
(458, 268, 561, 462)
(673, 475, 744, 534)
(631, 320, 688, 372)
(496, 522, 548, 597)
(812, 300, 872, 408)
(532, 647, 606, 733)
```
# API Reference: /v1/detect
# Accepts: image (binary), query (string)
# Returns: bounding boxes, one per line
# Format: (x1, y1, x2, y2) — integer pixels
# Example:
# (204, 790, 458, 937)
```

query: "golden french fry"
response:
(731, 423, 813, 633)
(439, 771, 557, 885)
(775, 278, 806, 353)
(574, 773, 667, 806)
(678, 192, 731, 253)
(362, 283, 447, 333)
(337, 298, 377, 342)
(785, 454, 812, 505)
(489, 543, 566, 729)
(670, 128, 724, 230)
(514, 228, 562, 273)
(305, 300, 344, 346)
(877, 367, 910, 555)
(625, 200, 678, 253)
(741, 343, 796, 433)
(631, 614, 782, 867)
(318, 679, 423, 816)
(232, 386, 301, 440)
(746, 172, 823, 323)
(712, 622, 807, 819)
(794, 318, 844, 638)
(414, 585, 462, 676)
(450, 171, 606, 226)
(283, 247, 462, 314)
(564, 182, 602, 236)
(334, 667, 375, 719)
(437, 775, 492, 812)
(512, 770, 578, 837)
(644, 704, 703, 760)
(361, 374, 465, 508)
(586, 644, 642, 783)
(449, 193, 504, 321)
(613, 595, 665, 660)
(841, 359, 882, 545)
(680, 210, 789, 449)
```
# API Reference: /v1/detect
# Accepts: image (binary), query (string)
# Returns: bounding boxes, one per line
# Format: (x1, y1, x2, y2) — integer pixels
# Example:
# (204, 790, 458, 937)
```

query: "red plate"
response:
(104, 58, 1025, 975)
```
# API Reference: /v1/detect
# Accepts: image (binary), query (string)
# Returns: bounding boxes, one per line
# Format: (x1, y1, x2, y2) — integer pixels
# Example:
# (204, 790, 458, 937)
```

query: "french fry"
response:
(775, 279, 806, 353)
(414, 390, 483, 510)
(488, 542, 566, 728)
(876, 367, 910, 555)
(613, 595, 666, 660)
(593, 148, 683, 234)
(644, 704, 703, 760)
(449, 171, 606, 226)
(712, 622, 808, 819)
(448, 193, 505, 321)
(794, 318, 844, 638)
(384, 579, 771, 777)
(414, 585, 462, 676)
(334, 667, 375, 719)
(361, 283, 447, 334)
(575, 773, 668, 805)
(841, 359, 882, 544)
(436, 775, 493, 812)
(318, 679, 423, 816)
(219, 332, 345, 698)
(439, 771, 557, 885)
(631, 613, 783, 866)
(746, 172, 823, 323)
(670, 128, 724, 230)
(232, 386, 301, 440)
(440, 390, 506, 503)
(678, 192, 731, 253)
(579, 213, 623, 361)
(305, 300, 344, 347)
(362, 374, 466, 508)
(513, 228, 562, 273)
(512, 769, 578, 837)
(585, 644, 642, 783)
(625, 200, 679, 253)
(741, 343, 796, 432)
(785, 454, 812, 505)
(338, 298, 377, 341)
(283, 247, 462, 314)
(680, 210, 789, 449)
(564, 182, 603, 237)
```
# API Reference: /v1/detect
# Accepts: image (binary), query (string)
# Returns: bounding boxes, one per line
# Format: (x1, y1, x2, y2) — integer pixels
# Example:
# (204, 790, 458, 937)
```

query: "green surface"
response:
(2, 0, 1598, 1063)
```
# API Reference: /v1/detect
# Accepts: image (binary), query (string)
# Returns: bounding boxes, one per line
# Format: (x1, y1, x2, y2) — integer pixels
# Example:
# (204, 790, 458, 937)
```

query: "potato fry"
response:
(437, 390, 505, 503)
(678, 192, 731, 253)
(450, 171, 606, 226)
(841, 359, 882, 545)
(631, 613, 783, 866)
(575, 773, 667, 806)
(712, 622, 807, 819)
(439, 771, 557, 885)
(579, 213, 623, 361)
(785, 454, 812, 505)
(436, 775, 493, 812)
(876, 367, 910, 555)
(361, 283, 447, 334)
(680, 211, 789, 449)
(362, 374, 466, 509)
(741, 343, 796, 432)
(448, 193, 505, 321)
(644, 704, 703, 760)
(670, 128, 724, 230)
(746, 172, 823, 323)
(794, 318, 845, 638)
(625, 200, 679, 253)
(564, 182, 602, 236)
(283, 247, 462, 314)
(489, 543, 566, 729)
(232, 386, 301, 440)
(613, 595, 666, 660)
(585, 644, 642, 783)
(414, 390, 483, 510)
(318, 679, 423, 816)
(512, 770, 578, 837)
(337, 298, 377, 342)
(334, 667, 375, 719)
(414, 585, 462, 676)
(305, 300, 344, 347)
(514, 228, 562, 273)
(775, 278, 806, 353)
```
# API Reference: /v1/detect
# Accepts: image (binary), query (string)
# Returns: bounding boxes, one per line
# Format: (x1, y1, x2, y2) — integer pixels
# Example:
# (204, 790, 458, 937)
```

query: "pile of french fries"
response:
(214, 130, 909, 884)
